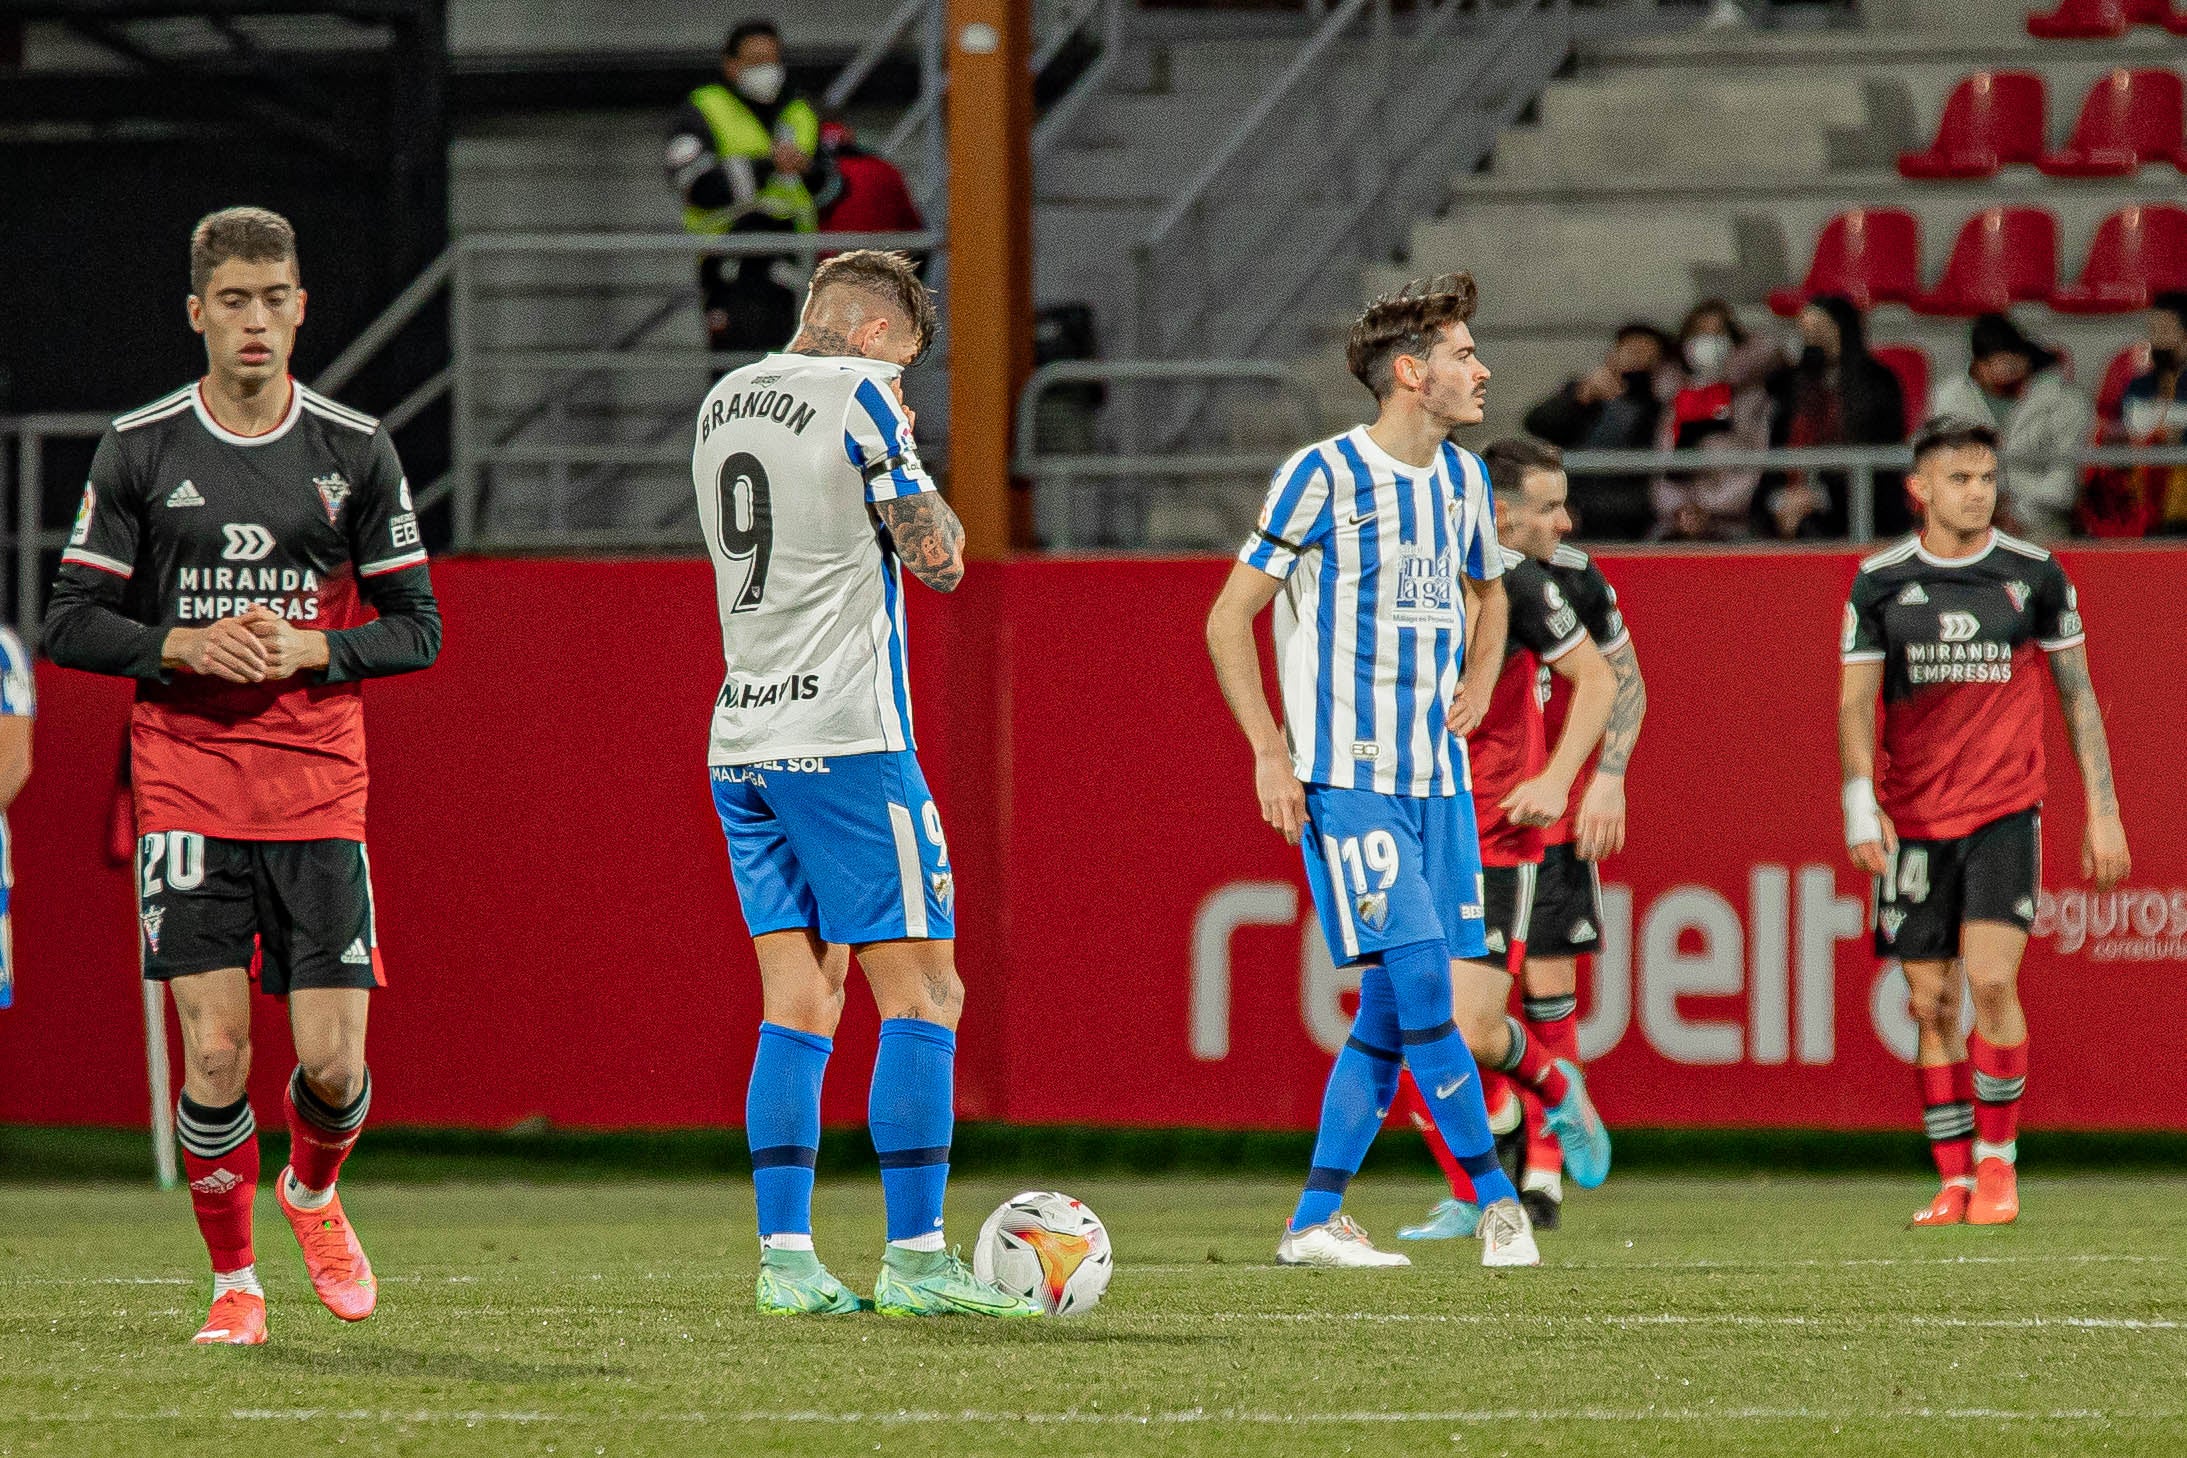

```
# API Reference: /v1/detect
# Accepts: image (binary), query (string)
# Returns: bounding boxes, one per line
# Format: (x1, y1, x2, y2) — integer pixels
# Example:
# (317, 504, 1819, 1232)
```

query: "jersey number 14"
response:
(716, 452, 774, 613)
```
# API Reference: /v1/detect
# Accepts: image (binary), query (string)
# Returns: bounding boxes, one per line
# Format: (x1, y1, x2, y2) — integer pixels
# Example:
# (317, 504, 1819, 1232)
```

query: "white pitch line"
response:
(1211, 1312, 2178, 1331)
(8, 1406, 2167, 1427)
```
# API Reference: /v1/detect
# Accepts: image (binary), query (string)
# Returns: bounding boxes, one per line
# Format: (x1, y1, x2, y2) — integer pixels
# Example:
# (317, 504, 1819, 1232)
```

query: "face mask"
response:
(1684, 333, 1731, 380)
(736, 62, 785, 105)
(2155, 348, 2180, 374)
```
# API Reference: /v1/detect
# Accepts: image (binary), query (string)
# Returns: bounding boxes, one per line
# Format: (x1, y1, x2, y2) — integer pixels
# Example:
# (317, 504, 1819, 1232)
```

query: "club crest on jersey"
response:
(1879, 906, 1907, 942)
(312, 471, 352, 525)
(930, 870, 955, 909)
(140, 904, 165, 955)
(1896, 582, 1928, 605)
(2005, 580, 2029, 611)
(1355, 891, 1390, 933)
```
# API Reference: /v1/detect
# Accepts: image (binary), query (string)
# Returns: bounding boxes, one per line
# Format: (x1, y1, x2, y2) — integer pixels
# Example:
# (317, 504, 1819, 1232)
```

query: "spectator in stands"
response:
(1764, 295, 1906, 540)
(1650, 300, 1776, 540)
(1930, 314, 2092, 542)
(817, 119, 925, 244)
(666, 19, 837, 356)
(2108, 291, 2187, 533)
(1524, 322, 1673, 539)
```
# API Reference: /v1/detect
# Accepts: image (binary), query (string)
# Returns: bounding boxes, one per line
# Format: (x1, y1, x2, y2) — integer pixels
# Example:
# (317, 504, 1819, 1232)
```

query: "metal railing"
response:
(1131, 0, 1578, 374)
(1010, 362, 2187, 549)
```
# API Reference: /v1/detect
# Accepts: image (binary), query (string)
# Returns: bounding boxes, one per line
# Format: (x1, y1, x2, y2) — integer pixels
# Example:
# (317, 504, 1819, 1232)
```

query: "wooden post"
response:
(945, 0, 1033, 559)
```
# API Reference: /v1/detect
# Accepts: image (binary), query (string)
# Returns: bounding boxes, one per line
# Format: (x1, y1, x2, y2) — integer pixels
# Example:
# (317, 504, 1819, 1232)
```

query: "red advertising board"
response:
(4, 548, 2182, 1131)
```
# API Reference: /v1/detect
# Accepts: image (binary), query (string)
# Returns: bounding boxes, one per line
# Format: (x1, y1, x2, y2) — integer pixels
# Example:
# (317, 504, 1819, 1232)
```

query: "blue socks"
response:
(1291, 966, 1402, 1230)
(1384, 939, 1518, 1209)
(870, 1018, 955, 1246)
(747, 1022, 831, 1244)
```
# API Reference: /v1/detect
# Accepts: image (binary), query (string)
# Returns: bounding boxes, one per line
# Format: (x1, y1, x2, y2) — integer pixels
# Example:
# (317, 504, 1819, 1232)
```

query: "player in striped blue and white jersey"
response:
(0, 623, 32, 1011)
(1210, 275, 1561, 1269)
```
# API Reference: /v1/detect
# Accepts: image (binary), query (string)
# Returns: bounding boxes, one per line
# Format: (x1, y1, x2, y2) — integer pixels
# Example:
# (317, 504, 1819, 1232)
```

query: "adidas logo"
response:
(1568, 919, 1597, 943)
(189, 1168, 240, 1195)
(340, 938, 371, 966)
(166, 479, 205, 508)
(1897, 583, 1928, 605)
(2015, 897, 2036, 920)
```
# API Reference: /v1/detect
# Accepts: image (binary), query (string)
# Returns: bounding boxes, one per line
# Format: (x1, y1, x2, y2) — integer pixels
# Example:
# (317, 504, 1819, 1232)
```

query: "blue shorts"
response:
(0, 885, 11, 1010)
(1300, 786, 1488, 967)
(710, 750, 955, 945)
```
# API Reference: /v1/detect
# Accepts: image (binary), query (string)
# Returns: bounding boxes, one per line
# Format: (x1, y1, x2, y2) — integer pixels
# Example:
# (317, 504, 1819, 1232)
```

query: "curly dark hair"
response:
(1345, 273, 1479, 401)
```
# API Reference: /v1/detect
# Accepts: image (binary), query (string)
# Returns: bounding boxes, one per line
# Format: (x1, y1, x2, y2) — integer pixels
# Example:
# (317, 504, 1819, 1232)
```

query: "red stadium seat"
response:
(1900, 73, 2048, 180)
(2027, 0, 2128, 38)
(2052, 204, 2187, 312)
(2130, 0, 2187, 31)
(1910, 207, 2059, 316)
(2039, 69, 2184, 177)
(1767, 209, 1923, 317)
(1871, 345, 1932, 435)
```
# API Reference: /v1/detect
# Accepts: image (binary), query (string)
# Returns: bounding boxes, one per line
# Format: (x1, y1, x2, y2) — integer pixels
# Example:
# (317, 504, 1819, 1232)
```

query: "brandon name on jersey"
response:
(1241, 426, 1501, 798)
(692, 352, 934, 766)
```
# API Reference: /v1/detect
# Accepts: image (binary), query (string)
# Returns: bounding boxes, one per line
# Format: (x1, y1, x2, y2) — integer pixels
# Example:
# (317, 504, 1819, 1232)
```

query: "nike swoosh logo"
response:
(1434, 1075, 1470, 1100)
(1344, 511, 1377, 528)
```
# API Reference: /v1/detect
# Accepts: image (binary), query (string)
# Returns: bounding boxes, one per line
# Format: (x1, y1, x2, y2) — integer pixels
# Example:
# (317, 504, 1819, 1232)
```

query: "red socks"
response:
(1393, 1072, 1478, 1201)
(1969, 1034, 2028, 1163)
(285, 1067, 372, 1192)
(177, 1095, 259, 1273)
(1916, 1061, 1976, 1185)
(1498, 1016, 1571, 1106)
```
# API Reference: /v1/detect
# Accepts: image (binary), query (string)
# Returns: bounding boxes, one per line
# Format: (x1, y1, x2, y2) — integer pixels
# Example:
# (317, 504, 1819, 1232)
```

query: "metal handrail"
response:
(822, 0, 932, 109)
(1031, 0, 1125, 159)
(315, 244, 454, 396)
(1012, 358, 1326, 469)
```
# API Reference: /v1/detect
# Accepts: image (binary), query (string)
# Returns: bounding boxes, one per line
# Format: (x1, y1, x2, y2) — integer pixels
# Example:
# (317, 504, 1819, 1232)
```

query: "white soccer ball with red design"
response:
(973, 1190, 1112, 1316)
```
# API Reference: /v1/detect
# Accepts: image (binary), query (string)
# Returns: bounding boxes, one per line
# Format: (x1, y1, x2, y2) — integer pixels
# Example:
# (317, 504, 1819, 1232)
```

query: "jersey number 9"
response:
(715, 452, 774, 613)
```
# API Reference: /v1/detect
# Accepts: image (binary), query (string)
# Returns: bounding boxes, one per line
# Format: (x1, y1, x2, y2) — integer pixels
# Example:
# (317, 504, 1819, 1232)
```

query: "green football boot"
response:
(871, 1246, 1040, 1318)
(755, 1248, 867, 1316)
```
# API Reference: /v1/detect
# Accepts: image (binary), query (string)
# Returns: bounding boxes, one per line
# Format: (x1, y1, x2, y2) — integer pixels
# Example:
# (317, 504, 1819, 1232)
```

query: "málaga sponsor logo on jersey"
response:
(312, 470, 350, 526)
(70, 484, 94, 546)
(1392, 549, 1456, 626)
(2033, 884, 2187, 962)
(174, 564, 322, 622)
(221, 522, 275, 561)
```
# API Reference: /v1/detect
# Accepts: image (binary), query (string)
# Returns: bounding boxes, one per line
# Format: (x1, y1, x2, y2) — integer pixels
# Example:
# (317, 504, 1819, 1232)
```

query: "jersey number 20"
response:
(715, 452, 774, 613)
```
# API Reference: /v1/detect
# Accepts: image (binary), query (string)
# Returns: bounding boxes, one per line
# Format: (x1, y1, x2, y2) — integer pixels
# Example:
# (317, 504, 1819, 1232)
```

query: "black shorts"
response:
(1527, 843, 1604, 958)
(1480, 863, 1534, 966)
(137, 833, 383, 994)
(1874, 806, 2039, 961)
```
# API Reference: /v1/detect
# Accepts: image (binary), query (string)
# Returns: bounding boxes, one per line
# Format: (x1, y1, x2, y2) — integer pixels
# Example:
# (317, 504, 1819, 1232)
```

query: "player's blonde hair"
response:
(1346, 273, 1478, 400)
(190, 207, 298, 297)
(805, 250, 937, 365)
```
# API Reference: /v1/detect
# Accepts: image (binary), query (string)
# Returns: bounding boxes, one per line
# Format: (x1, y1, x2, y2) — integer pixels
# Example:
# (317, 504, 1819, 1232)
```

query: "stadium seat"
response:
(1899, 73, 2048, 180)
(1871, 345, 1932, 435)
(2131, 0, 2187, 32)
(2026, 0, 2128, 38)
(2052, 204, 2187, 312)
(1910, 207, 2059, 316)
(1767, 208, 1923, 317)
(2039, 70, 2184, 177)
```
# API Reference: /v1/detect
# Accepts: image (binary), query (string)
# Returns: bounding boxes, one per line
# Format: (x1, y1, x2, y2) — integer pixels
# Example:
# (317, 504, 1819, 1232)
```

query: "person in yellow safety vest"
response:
(665, 18, 839, 358)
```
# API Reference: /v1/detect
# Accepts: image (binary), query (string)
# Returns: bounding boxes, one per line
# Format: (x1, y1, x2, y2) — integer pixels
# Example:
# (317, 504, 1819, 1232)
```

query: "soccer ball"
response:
(973, 1190, 1112, 1317)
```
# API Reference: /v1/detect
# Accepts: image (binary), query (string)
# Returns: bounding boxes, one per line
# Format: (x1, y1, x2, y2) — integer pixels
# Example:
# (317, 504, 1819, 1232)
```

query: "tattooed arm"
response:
(2048, 644, 2131, 889)
(1572, 636, 1649, 860)
(874, 491, 967, 593)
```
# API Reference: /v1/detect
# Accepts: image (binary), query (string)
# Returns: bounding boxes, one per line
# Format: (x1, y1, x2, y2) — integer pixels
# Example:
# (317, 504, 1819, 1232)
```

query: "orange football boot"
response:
(1909, 1183, 1971, 1227)
(192, 1288, 267, 1345)
(276, 1172, 378, 1320)
(1967, 1158, 2020, 1225)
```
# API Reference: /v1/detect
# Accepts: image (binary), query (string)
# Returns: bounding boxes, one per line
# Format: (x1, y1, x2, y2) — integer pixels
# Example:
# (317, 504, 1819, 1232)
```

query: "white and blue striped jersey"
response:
(1240, 427, 1501, 796)
(691, 352, 935, 766)
(0, 623, 32, 892)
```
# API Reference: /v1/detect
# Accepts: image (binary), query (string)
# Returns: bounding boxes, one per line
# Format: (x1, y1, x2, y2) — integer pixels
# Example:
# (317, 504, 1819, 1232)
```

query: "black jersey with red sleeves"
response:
(1470, 549, 1588, 867)
(49, 379, 437, 842)
(1539, 544, 1629, 847)
(1842, 530, 2083, 841)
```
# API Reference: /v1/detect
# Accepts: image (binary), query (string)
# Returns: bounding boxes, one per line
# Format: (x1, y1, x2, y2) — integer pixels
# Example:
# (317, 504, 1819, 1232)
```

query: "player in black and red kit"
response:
(1840, 418, 2129, 1228)
(1393, 437, 1618, 1240)
(45, 208, 441, 1344)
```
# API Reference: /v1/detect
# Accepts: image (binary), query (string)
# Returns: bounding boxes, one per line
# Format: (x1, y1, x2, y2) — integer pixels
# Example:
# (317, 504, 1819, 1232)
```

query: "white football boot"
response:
(1478, 1198, 1541, 1268)
(1277, 1212, 1411, 1267)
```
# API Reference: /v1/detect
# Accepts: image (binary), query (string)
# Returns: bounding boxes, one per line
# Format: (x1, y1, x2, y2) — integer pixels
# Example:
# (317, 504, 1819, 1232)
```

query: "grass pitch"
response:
(3, 1171, 2183, 1457)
